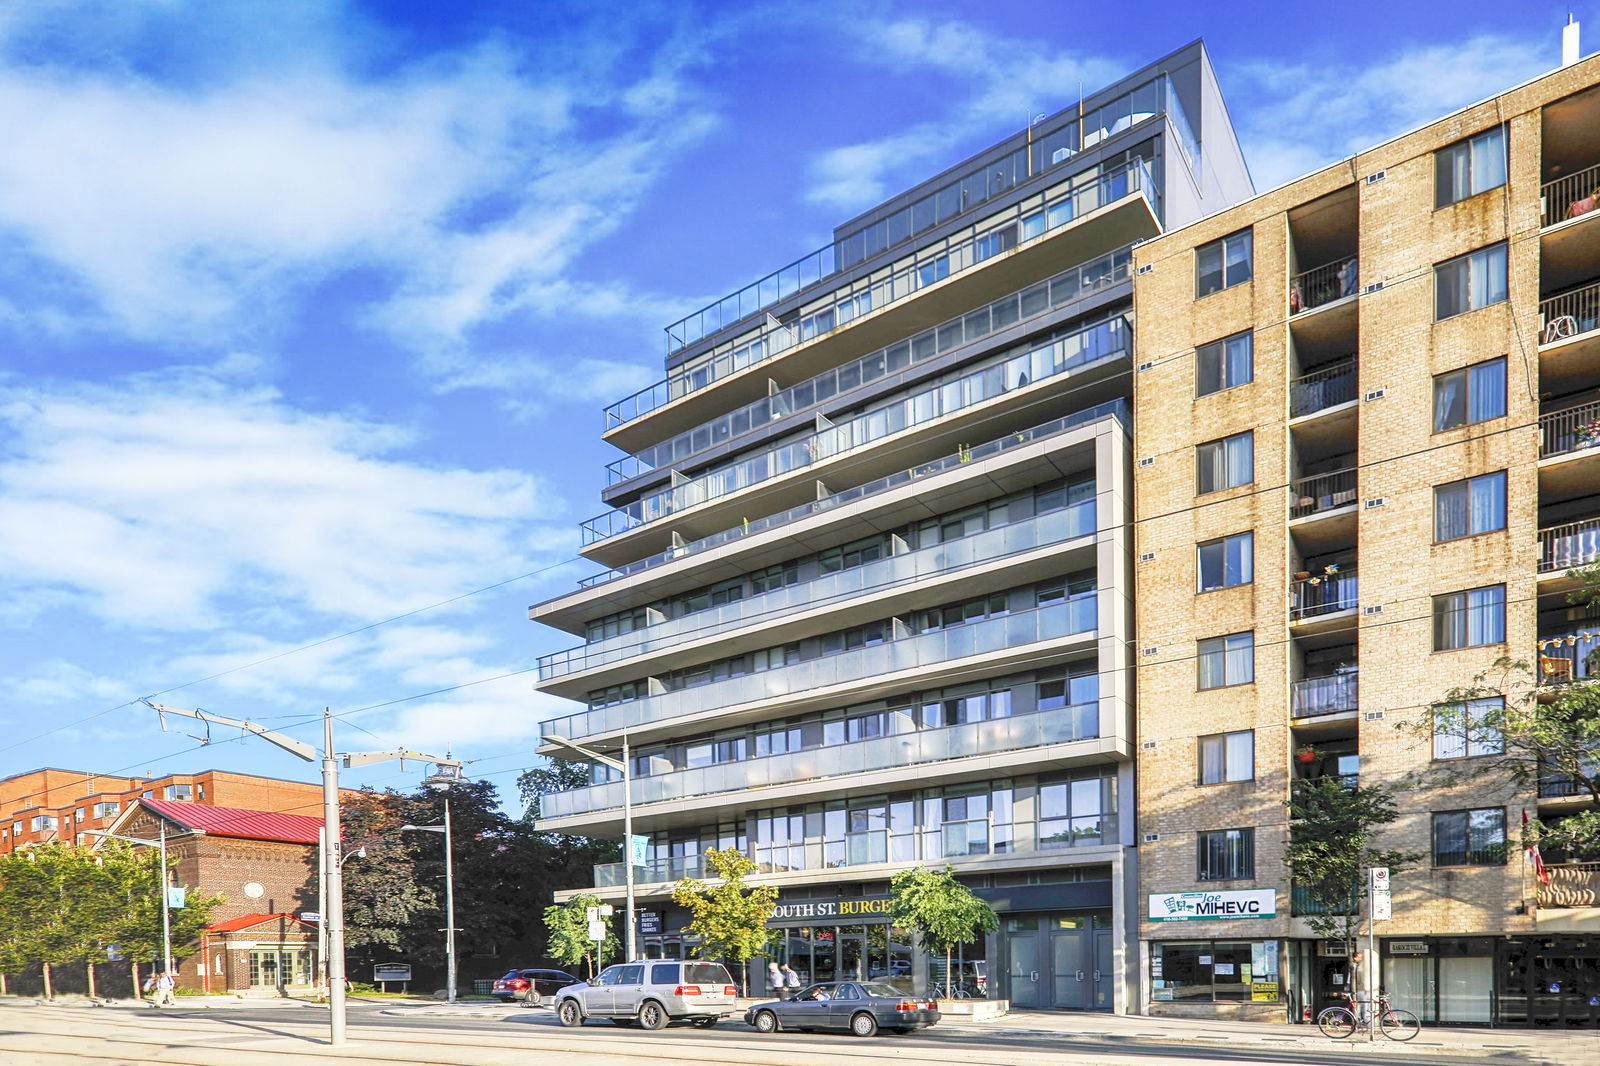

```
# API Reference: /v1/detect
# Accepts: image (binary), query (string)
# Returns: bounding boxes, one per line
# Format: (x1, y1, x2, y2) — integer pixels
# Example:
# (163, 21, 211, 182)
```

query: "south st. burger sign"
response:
(1148, 889, 1275, 922)
(771, 898, 892, 921)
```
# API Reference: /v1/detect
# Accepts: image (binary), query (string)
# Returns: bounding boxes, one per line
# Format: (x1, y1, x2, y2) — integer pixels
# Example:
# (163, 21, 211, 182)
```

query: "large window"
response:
(1435, 243, 1508, 320)
(1198, 632, 1254, 689)
(1435, 126, 1507, 208)
(1152, 941, 1280, 1003)
(1432, 808, 1506, 866)
(1432, 585, 1506, 650)
(1432, 697, 1506, 760)
(1199, 730, 1254, 785)
(1198, 828, 1254, 880)
(1432, 357, 1506, 431)
(1196, 431, 1253, 494)
(1197, 229, 1253, 297)
(1197, 531, 1253, 592)
(1196, 332, 1253, 396)
(1434, 471, 1507, 541)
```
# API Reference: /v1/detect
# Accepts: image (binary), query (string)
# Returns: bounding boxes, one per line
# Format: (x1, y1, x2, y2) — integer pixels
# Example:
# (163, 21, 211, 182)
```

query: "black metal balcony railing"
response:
(1290, 257, 1358, 315)
(1540, 281, 1600, 345)
(1289, 468, 1357, 520)
(1538, 775, 1592, 799)
(1537, 864, 1600, 909)
(1291, 671, 1358, 718)
(1539, 518, 1600, 573)
(1542, 162, 1600, 228)
(1289, 358, 1357, 419)
(1539, 399, 1600, 459)
(1291, 568, 1357, 620)
(1538, 630, 1600, 683)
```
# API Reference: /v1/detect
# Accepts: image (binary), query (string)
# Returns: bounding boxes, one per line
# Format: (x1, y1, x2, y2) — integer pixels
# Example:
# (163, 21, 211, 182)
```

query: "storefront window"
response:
(1152, 940, 1280, 1002)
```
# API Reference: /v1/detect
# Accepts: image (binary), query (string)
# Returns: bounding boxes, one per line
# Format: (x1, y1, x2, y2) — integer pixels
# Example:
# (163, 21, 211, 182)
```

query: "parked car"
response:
(491, 968, 581, 1005)
(745, 981, 941, 1037)
(554, 960, 738, 1030)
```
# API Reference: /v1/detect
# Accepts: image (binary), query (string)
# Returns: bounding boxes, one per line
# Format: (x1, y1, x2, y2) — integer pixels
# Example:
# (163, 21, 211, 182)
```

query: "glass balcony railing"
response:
(1538, 630, 1600, 683)
(1291, 568, 1357, 620)
(578, 399, 1127, 589)
(1542, 162, 1600, 228)
(539, 595, 1099, 743)
(608, 247, 1134, 486)
(1540, 517, 1600, 573)
(583, 316, 1129, 544)
(1289, 468, 1357, 520)
(1540, 281, 1600, 345)
(541, 703, 1101, 819)
(595, 854, 705, 888)
(1539, 398, 1600, 459)
(1291, 671, 1358, 718)
(1289, 358, 1357, 418)
(1289, 256, 1359, 315)
(543, 499, 1095, 680)
(606, 159, 1153, 430)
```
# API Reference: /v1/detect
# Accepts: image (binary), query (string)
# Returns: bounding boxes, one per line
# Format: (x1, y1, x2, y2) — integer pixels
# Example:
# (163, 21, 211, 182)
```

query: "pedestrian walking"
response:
(781, 964, 800, 998)
(155, 971, 176, 1007)
(767, 961, 783, 1000)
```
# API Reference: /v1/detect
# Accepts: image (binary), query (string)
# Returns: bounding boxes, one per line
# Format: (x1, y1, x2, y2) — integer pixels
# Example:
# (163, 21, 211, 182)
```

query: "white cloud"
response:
(1231, 34, 1552, 192)
(0, 362, 561, 630)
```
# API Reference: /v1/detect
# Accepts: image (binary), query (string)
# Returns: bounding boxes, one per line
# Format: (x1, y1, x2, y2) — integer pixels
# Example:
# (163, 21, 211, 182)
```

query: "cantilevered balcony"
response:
(1290, 567, 1356, 637)
(541, 498, 1096, 685)
(1540, 517, 1600, 576)
(538, 595, 1098, 748)
(1538, 399, 1600, 499)
(541, 704, 1102, 824)
(1291, 671, 1358, 720)
(580, 317, 1129, 564)
(603, 160, 1156, 450)
(1289, 358, 1357, 420)
(1540, 281, 1600, 346)
(1289, 468, 1357, 521)
(1289, 257, 1359, 316)
(1538, 630, 1600, 684)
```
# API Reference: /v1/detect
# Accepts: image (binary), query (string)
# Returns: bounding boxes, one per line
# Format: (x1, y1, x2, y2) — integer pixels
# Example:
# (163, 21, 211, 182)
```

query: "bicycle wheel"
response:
(1317, 1006, 1358, 1039)
(1380, 1008, 1420, 1041)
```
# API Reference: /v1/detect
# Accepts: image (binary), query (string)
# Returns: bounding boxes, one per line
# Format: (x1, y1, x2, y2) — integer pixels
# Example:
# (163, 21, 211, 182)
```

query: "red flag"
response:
(1523, 810, 1551, 886)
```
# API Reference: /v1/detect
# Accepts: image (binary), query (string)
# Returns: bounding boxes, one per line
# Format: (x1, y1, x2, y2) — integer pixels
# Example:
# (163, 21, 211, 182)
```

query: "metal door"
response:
(1050, 925, 1089, 1009)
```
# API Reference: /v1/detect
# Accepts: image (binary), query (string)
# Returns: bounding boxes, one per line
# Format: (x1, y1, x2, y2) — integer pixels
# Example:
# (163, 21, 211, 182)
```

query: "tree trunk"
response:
(42, 962, 53, 1001)
(945, 946, 953, 998)
(86, 962, 97, 1000)
(0, 972, 7, 995)
(131, 962, 141, 1002)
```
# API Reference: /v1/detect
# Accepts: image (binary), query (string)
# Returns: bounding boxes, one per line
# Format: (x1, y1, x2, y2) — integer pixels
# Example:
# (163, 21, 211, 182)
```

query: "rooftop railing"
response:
(1291, 671, 1358, 719)
(1540, 280, 1600, 345)
(575, 398, 1127, 588)
(582, 316, 1129, 545)
(542, 702, 1100, 819)
(607, 245, 1134, 486)
(1541, 162, 1600, 228)
(1289, 358, 1357, 419)
(1539, 398, 1600, 459)
(543, 499, 1095, 680)
(1291, 568, 1357, 620)
(1289, 468, 1357, 520)
(606, 158, 1153, 430)
(1290, 257, 1359, 315)
(1540, 517, 1600, 573)
(538, 595, 1098, 743)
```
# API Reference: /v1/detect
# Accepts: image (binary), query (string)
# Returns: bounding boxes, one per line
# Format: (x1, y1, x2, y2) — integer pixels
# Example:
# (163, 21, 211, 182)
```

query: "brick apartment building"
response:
(1131, 48, 1600, 1027)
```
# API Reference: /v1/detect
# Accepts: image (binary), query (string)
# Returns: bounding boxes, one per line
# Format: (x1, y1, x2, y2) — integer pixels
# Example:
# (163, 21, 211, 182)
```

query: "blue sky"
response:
(0, 0, 1588, 806)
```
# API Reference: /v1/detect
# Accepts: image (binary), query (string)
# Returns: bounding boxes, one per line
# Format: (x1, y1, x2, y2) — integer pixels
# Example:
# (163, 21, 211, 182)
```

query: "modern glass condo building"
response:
(529, 40, 1252, 1012)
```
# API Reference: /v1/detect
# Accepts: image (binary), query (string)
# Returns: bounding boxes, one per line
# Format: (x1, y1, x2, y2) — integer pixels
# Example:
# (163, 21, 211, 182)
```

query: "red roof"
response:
(206, 912, 314, 933)
(140, 798, 323, 844)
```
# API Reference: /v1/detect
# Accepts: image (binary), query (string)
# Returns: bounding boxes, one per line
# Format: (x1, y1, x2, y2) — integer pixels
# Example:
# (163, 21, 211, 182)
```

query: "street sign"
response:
(1368, 867, 1390, 889)
(630, 834, 649, 867)
(587, 920, 606, 941)
(373, 963, 412, 982)
(106, 944, 122, 961)
(586, 906, 599, 921)
(299, 912, 321, 922)
(598, 903, 614, 917)
(1369, 866, 1392, 921)
(166, 886, 187, 909)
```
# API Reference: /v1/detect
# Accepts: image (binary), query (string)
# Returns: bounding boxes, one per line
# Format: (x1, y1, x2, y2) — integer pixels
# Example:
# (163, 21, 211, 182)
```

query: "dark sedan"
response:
(491, 968, 581, 1005)
(745, 981, 940, 1037)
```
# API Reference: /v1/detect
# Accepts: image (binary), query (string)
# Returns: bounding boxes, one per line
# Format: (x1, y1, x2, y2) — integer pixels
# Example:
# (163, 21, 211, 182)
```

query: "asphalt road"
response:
(0, 1001, 1567, 1066)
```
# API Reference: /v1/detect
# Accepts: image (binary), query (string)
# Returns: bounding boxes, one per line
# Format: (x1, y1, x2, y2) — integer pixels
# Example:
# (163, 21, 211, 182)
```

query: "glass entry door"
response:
(1006, 924, 1041, 1007)
(1002, 912, 1112, 1010)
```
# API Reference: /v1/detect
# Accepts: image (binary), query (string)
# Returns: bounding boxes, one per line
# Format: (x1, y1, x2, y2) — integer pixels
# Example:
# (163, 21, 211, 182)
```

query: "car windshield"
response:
(857, 982, 905, 998)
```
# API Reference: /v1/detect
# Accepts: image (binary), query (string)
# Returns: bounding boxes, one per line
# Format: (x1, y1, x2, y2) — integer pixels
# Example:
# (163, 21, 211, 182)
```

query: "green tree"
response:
(97, 841, 223, 996)
(542, 894, 617, 979)
(671, 848, 777, 994)
(336, 788, 435, 974)
(1282, 778, 1421, 961)
(888, 865, 997, 995)
(1403, 656, 1600, 858)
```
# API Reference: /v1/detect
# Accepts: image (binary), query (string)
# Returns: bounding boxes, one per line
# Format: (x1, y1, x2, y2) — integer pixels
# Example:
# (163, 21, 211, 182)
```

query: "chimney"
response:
(1563, 15, 1580, 67)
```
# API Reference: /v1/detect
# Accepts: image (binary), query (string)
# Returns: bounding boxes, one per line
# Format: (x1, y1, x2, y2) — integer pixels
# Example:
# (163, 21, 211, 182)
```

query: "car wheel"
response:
(520, 990, 543, 1008)
(637, 1001, 669, 1030)
(690, 1017, 718, 1029)
(753, 1010, 779, 1034)
(850, 1011, 879, 1038)
(557, 999, 584, 1027)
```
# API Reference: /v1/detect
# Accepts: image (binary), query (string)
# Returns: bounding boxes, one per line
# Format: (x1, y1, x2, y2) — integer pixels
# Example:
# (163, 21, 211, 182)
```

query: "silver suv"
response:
(555, 960, 737, 1030)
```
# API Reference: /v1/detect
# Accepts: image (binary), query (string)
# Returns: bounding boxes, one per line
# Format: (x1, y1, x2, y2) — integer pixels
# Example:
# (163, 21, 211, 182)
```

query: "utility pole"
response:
(85, 824, 176, 986)
(543, 732, 636, 960)
(146, 701, 460, 1046)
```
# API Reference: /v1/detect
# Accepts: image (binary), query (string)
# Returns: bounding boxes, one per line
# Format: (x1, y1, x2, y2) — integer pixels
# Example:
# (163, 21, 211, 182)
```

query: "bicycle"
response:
(1316, 992, 1420, 1041)
(929, 981, 970, 1000)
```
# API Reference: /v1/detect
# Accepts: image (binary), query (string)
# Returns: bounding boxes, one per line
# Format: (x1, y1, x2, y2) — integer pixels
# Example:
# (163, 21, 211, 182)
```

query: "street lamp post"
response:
(402, 763, 463, 1004)
(86, 825, 175, 985)
(542, 733, 634, 961)
(145, 701, 460, 1046)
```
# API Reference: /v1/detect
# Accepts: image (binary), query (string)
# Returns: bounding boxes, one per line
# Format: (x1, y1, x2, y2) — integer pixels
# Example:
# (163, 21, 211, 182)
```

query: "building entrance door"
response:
(1003, 911, 1112, 1010)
